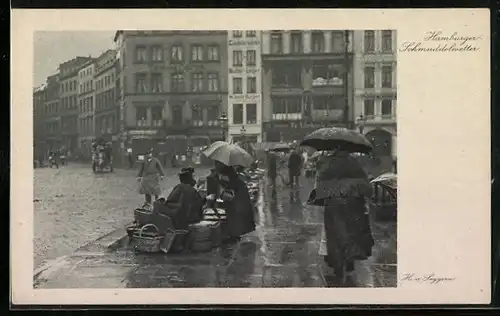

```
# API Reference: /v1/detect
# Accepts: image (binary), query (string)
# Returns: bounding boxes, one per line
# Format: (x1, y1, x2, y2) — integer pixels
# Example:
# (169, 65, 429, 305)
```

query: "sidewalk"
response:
(34, 177, 397, 288)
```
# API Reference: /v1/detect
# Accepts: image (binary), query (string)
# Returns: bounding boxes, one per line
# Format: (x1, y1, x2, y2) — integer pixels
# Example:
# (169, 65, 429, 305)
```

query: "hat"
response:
(147, 148, 154, 154)
(180, 167, 194, 174)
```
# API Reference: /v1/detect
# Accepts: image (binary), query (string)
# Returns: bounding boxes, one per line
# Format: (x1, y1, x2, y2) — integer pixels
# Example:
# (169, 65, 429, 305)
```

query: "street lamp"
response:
(218, 112, 228, 141)
(356, 114, 367, 134)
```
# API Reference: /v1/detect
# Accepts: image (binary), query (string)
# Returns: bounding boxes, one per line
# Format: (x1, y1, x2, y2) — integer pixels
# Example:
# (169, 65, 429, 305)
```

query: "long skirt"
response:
(323, 197, 374, 272)
(138, 174, 162, 196)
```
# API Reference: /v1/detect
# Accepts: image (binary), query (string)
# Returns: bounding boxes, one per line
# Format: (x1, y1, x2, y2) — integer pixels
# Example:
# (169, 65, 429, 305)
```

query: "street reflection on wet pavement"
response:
(34, 177, 397, 288)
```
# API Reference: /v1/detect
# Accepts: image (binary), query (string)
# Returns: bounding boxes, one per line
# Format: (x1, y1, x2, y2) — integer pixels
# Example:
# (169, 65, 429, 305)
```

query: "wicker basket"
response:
(132, 224, 164, 253)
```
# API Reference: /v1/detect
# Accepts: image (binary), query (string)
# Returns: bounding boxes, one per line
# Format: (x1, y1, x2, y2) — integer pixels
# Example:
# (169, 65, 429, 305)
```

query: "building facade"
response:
(261, 30, 354, 142)
(43, 73, 62, 152)
(227, 30, 262, 143)
(352, 30, 397, 158)
(59, 56, 93, 154)
(114, 31, 228, 156)
(33, 85, 47, 160)
(77, 60, 96, 158)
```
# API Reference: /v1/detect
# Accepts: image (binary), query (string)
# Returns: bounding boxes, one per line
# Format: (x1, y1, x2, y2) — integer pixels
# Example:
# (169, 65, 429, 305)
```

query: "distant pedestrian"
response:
(171, 153, 178, 168)
(266, 150, 278, 190)
(137, 148, 165, 206)
(287, 148, 303, 188)
(127, 148, 134, 169)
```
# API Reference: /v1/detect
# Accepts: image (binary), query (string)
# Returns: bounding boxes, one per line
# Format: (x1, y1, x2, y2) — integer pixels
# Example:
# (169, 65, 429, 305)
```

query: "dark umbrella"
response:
(269, 143, 291, 153)
(300, 127, 373, 153)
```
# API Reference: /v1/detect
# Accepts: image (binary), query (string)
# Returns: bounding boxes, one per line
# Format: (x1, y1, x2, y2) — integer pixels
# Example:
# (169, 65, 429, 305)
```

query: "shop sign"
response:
(229, 94, 261, 102)
(229, 67, 260, 74)
(129, 130, 157, 136)
(228, 39, 260, 46)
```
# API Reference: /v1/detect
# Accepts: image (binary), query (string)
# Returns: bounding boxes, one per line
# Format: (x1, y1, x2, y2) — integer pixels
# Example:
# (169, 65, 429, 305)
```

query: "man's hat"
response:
(179, 167, 194, 176)
(147, 148, 154, 154)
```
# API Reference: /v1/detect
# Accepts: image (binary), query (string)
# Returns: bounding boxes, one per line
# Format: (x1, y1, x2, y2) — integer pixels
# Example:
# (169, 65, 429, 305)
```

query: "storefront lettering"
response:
(167, 63, 204, 72)
(228, 39, 261, 46)
(229, 94, 261, 101)
(229, 67, 260, 74)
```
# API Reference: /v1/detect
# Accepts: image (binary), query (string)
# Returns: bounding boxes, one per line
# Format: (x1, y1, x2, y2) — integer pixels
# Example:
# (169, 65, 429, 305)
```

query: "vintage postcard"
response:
(11, 9, 490, 305)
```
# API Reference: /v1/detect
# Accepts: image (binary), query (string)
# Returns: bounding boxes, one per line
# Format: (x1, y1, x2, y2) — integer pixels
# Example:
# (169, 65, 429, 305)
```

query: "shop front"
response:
(263, 120, 348, 143)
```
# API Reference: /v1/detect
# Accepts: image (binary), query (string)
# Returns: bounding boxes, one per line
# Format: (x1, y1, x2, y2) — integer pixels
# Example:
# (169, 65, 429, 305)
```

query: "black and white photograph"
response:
(12, 9, 490, 305)
(32, 29, 398, 289)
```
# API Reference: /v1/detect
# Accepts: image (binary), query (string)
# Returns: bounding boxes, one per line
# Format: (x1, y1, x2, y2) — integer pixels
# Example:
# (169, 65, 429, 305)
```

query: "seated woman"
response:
(214, 161, 256, 243)
(153, 168, 204, 230)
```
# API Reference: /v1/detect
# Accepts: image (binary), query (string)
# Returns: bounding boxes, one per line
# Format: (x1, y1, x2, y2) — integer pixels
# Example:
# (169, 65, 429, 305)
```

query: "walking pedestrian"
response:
(137, 148, 165, 206)
(266, 150, 278, 190)
(127, 148, 134, 169)
(287, 147, 303, 188)
(308, 149, 374, 283)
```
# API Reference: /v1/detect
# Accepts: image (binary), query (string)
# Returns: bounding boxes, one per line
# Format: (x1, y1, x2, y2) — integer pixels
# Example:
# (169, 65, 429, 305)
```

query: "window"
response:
(382, 65, 393, 88)
(312, 62, 343, 86)
(246, 103, 257, 124)
(207, 106, 219, 126)
(233, 104, 243, 124)
(363, 99, 375, 117)
(171, 73, 185, 92)
(246, 50, 256, 66)
(233, 50, 243, 66)
(312, 96, 331, 110)
(171, 45, 183, 62)
(136, 106, 148, 126)
(233, 31, 243, 38)
(151, 46, 163, 61)
(382, 30, 393, 52)
(331, 31, 344, 53)
(151, 73, 163, 93)
(247, 77, 257, 93)
(171, 104, 183, 125)
(291, 32, 302, 53)
(135, 46, 147, 62)
(135, 73, 148, 92)
(272, 97, 301, 120)
(151, 106, 163, 126)
(364, 66, 375, 89)
(271, 32, 283, 54)
(381, 99, 393, 117)
(271, 62, 302, 87)
(233, 77, 243, 94)
(207, 45, 219, 61)
(364, 31, 375, 53)
(191, 104, 203, 126)
(246, 31, 256, 37)
(207, 73, 219, 92)
(191, 45, 203, 61)
(312, 31, 325, 53)
(191, 73, 204, 92)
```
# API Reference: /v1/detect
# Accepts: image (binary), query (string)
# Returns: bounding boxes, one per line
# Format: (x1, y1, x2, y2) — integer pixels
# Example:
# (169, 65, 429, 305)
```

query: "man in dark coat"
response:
(288, 148, 303, 188)
(266, 150, 278, 190)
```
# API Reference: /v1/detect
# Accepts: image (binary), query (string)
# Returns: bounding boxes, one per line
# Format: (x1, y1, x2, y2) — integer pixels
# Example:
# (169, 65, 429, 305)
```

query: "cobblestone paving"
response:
(34, 163, 209, 270)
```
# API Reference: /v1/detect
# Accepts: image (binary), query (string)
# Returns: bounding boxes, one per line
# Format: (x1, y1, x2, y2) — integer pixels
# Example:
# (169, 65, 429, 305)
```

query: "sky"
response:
(33, 31, 116, 87)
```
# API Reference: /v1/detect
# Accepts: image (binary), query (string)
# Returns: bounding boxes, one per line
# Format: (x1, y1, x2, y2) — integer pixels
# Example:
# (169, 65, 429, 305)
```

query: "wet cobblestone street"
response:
(34, 174, 397, 288)
(34, 163, 209, 270)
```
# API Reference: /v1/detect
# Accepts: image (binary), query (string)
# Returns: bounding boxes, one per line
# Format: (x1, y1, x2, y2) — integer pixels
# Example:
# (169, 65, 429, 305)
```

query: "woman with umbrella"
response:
(302, 127, 375, 283)
(202, 142, 256, 243)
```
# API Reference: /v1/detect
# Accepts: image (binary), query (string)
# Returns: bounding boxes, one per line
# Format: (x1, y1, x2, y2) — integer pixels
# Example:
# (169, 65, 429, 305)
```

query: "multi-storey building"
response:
(94, 49, 120, 161)
(114, 31, 228, 156)
(227, 30, 262, 143)
(33, 85, 47, 160)
(352, 30, 397, 158)
(44, 73, 62, 152)
(261, 30, 354, 142)
(77, 59, 96, 158)
(59, 56, 93, 154)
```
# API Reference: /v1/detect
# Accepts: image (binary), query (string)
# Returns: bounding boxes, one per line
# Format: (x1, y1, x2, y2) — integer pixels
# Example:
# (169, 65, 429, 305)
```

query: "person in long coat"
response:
(288, 148, 303, 188)
(308, 150, 374, 283)
(137, 148, 164, 205)
(214, 161, 256, 243)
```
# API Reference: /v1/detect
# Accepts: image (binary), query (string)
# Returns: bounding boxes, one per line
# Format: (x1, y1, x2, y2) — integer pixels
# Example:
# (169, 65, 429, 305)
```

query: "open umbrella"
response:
(269, 143, 291, 153)
(202, 142, 254, 167)
(300, 127, 373, 153)
(371, 172, 397, 190)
